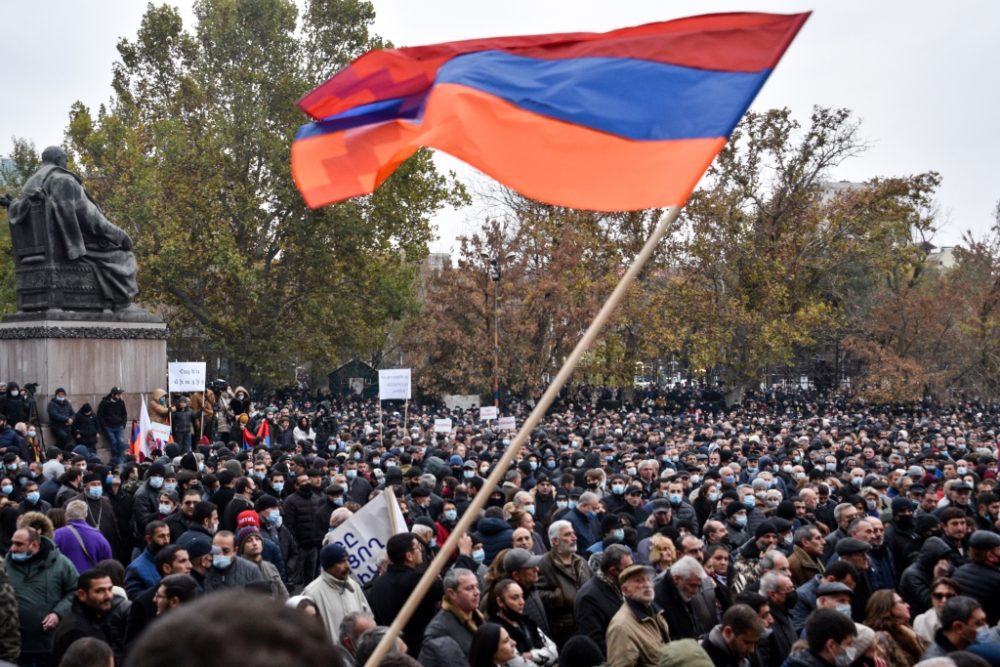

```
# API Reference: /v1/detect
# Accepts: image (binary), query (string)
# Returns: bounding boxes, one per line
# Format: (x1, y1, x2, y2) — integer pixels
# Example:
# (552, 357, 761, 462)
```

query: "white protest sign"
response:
(479, 406, 498, 421)
(434, 418, 453, 433)
(168, 362, 206, 392)
(148, 422, 172, 449)
(378, 368, 412, 400)
(497, 416, 516, 432)
(326, 491, 407, 585)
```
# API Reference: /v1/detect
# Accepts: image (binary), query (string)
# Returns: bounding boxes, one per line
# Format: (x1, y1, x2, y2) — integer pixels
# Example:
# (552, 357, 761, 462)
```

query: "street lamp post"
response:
(482, 251, 516, 409)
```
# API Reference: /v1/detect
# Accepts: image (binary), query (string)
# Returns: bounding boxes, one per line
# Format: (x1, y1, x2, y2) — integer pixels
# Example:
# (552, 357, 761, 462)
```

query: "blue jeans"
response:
(176, 431, 192, 454)
(104, 425, 127, 463)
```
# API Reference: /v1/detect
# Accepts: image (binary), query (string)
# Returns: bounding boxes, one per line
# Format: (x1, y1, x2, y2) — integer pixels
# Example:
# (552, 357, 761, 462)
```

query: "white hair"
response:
(759, 571, 789, 596)
(65, 499, 89, 522)
(669, 555, 706, 580)
(548, 519, 571, 543)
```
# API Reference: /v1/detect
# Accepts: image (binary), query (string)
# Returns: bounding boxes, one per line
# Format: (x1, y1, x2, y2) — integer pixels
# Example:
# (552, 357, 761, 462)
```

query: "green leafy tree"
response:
(61, 0, 464, 385)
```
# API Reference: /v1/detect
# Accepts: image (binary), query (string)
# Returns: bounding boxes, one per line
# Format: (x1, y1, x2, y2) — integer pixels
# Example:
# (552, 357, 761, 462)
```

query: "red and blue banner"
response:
(292, 12, 809, 211)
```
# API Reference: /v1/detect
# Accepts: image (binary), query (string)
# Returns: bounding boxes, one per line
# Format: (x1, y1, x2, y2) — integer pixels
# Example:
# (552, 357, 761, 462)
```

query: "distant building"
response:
(423, 252, 451, 273)
(926, 245, 958, 270)
(819, 180, 866, 204)
(0, 157, 15, 188)
(327, 358, 378, 398)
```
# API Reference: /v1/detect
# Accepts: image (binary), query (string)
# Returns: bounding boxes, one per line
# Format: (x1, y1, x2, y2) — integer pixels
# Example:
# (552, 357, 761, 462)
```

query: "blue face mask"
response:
(444, 510, 458, 522)
(723, 475, 735, 485)
(747, 467, 759, 475)
(851, 476, 863, 487)
(212, 555, 232, 570)
(472, 549, 486, 564)
(669, 493, 683, 505)
(148, 476, 164, 489)
(568, 500, 577, 510)
(546, 461, 556, 469)
(708, 491, 719, 502)
(976, 626, 992, 644)
(345, 469, 357, 480)
(272, 483, 284, 493)
(164, 482, 177, 493)
(10, 551, 31, 562)
(734, 514, 748, 528)
(105, 474, 114, 485)
(26, 491, 40, 504)
(87, 486, 103, 499)
(612, 484, 625, 495)
(612, 528, 625, 542)
(529, 462, 537, 471)
(524, 505, 535, 516)
(743, 496, 756, 509)
(0, 485, 12, 496)
(587, 510, 597, 520)
(556, 501, 568, 510)
(266, 512, 282, 527)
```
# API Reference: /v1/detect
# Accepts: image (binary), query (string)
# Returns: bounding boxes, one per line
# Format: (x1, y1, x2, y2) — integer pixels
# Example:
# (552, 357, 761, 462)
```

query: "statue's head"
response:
(41, 146, 68, 169)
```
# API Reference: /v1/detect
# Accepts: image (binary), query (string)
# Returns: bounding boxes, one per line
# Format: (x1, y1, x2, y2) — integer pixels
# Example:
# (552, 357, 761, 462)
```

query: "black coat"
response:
(0, 393, 31, 425)
(72, 410, 100, 444)
(47, 397, 74, 427)
(281, 487, 324, 549)
(952, 561, 1000, 626)
(97, 396, 127, 429)
(654, 571, 706, 640)
(367, 564, 444, 657)
(759, 605, 796, 667)
(574, 574, 622, 655)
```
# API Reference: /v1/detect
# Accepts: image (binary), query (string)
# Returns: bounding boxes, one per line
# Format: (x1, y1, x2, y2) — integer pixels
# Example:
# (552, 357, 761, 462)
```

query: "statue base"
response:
(0, 317, 168, 454)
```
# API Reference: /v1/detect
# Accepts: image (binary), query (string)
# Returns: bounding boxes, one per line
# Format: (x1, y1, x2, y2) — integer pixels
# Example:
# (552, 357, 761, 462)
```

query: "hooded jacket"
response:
(5, 537, 78, 654)
(899, 537, 956, 615)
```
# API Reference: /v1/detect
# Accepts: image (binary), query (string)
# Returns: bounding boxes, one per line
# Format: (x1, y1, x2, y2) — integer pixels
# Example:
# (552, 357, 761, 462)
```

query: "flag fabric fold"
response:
(292, 12, 809, 211)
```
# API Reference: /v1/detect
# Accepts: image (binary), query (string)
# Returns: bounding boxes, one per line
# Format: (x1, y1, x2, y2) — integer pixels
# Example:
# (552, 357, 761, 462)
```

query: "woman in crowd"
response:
(864, 590, 927, 667)
(469, 622, 519, 667)
(648, 533, 676, 574)
(487, 579, 558, 667)
(911, 577, 960, 644)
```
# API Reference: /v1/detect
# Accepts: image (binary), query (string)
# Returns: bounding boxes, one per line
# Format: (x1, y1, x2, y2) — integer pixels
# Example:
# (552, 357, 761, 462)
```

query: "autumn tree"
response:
(847, 201, 1000, 401)
(57, 0, 464, 385)
(661, 107, 939, 401)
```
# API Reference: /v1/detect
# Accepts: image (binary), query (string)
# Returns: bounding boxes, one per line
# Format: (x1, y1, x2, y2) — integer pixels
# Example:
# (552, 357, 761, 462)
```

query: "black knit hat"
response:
(559, 635, 604, 667)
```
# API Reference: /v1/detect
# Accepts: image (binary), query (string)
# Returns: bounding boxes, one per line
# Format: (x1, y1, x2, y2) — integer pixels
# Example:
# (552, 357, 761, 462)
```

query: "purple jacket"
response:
(53, 520, 113, 573)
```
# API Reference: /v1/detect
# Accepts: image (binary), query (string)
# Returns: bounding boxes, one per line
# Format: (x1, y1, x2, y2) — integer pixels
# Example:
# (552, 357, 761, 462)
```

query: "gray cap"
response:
(503, 548, 543, 573)
(835, 538, 872, 555)
(969, 530, 1000, 550)
(817, 581, 854, 598)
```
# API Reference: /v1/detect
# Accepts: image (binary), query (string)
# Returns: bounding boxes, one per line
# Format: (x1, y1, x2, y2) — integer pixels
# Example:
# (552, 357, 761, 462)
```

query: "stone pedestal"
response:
(0, 319, 168, 438)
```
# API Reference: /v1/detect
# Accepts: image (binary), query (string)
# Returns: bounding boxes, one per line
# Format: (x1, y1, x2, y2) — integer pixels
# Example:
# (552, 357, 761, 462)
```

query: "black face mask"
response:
(895, 515, 913, 530)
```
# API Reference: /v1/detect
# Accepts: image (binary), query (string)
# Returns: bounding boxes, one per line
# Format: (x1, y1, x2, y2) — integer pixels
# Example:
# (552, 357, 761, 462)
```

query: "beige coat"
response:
(606, 599, 671, 667)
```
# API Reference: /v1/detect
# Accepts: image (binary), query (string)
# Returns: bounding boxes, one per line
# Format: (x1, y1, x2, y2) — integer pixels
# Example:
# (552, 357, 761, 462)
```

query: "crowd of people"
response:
(1, 380, 1000, 667)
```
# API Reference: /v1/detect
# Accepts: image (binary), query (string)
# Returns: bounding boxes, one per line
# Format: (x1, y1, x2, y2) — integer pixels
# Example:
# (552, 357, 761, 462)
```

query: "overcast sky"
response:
(4, 1, 998, 253)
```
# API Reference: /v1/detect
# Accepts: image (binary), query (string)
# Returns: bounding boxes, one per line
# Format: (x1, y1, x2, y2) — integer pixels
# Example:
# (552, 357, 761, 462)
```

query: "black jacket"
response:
(367, 564, 444, 657)
(53, 597, 129, 664)
(952, 561, 1000, 625)
(0, 393, 31, 425)
(97, 396, 127, 429)
(654, 571, 705, 640)
(899, 537, 956, 615)
(47, 397, 74, 427)
(72, 409, 100, 444)
(574, 573, 622, 655)
(282, 486, 324, 548)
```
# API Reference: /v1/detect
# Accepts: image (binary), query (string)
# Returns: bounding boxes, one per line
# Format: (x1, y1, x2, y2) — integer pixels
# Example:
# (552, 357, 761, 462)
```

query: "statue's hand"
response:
(121, 235, 133, 251)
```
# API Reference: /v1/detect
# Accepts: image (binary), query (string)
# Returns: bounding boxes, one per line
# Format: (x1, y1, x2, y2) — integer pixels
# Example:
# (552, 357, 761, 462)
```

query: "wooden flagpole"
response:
(362, 204, 683, 667)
